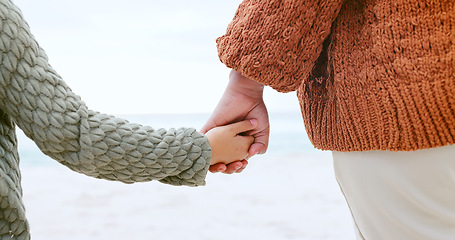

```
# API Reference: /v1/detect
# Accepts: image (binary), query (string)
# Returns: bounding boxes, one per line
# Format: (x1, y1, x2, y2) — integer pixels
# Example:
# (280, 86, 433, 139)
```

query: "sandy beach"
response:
(18, 112, 356, 240)
(21, 152, 355, 240)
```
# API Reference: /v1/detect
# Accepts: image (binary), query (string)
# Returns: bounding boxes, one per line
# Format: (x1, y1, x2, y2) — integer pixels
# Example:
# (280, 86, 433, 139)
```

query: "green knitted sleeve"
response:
(0, 0, 211, 186)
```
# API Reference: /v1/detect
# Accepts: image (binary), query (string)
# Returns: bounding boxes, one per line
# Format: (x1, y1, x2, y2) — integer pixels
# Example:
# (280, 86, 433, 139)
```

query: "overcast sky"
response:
(13, 0, 301, 115)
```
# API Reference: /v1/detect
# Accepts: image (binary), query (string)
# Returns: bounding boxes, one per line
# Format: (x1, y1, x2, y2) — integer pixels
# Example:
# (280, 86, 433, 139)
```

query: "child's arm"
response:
(205, 120, 256, 165)
(0, 1, 211, 187)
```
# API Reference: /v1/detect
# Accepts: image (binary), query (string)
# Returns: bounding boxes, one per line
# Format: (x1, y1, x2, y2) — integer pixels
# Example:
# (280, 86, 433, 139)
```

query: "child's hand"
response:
(205, 120, 257, 165)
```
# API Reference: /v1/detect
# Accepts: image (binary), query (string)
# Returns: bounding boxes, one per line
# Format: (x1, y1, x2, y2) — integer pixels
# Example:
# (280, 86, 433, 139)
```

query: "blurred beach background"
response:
(13, 0, 354, 239)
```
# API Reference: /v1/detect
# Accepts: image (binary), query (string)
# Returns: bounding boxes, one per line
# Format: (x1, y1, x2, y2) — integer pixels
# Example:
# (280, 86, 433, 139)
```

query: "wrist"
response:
(205, 130, 219, 165)
(227, 70, 264, 98)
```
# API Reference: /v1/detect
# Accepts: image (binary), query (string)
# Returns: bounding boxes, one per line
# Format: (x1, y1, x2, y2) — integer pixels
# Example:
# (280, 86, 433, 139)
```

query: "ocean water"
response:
(17, 111, 323, 166)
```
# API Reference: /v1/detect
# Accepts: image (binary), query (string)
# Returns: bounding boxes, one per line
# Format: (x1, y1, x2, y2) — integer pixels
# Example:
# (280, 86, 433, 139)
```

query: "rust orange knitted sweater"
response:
(217, 0, 455, 152)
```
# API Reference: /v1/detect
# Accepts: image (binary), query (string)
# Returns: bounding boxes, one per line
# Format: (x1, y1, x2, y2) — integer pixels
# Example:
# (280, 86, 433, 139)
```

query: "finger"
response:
(222, 161, 243, 174)
(249, 142, 268, 156)
(209, 163, 227, 173)
(227, 119, 258, 134)
(235, 160, 249, 173)
(200, 119, 217, 134)
(250, 127, 270, 154)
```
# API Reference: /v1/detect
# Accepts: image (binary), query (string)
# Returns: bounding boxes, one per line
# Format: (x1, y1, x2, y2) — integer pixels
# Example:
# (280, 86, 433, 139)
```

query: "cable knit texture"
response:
(0, 0, 212, 239)
(218, 0, 455, 151)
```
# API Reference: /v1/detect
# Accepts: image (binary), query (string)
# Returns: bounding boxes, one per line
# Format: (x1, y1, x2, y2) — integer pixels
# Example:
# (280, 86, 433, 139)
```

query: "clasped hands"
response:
(202, 70, 270, 174)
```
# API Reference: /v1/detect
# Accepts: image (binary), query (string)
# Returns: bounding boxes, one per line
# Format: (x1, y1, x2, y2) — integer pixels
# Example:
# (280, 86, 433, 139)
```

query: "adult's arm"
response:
(205, 0, 347, 173)
(0, 0, 211, 186)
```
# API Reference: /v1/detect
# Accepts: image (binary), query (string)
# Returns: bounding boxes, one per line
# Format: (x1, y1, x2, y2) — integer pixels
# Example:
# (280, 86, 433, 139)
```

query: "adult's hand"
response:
(201, 70, 270, 174)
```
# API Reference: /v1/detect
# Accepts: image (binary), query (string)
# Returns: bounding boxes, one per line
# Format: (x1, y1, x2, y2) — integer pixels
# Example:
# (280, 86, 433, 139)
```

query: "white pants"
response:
(333, 144, 455, 240)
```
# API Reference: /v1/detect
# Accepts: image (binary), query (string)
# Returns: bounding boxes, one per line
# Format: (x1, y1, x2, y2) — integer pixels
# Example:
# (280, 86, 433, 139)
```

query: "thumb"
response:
(228, 119, 257, 134)
(200, 119, 216, 134)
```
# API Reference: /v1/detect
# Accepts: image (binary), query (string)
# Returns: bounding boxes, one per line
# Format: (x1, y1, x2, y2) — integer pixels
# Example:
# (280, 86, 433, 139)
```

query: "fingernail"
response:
(235, 163, 242, 170)
(250, 119, 257, 126)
